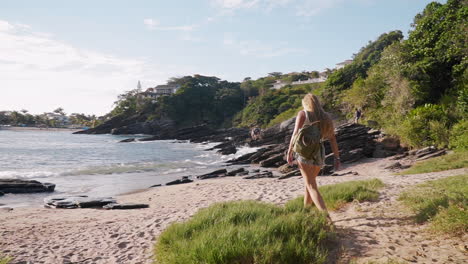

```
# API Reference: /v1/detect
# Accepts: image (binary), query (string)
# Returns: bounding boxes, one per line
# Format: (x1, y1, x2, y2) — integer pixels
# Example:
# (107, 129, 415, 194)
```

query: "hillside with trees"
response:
(76, 0, 466, 150)
(326, 0, 467, 149)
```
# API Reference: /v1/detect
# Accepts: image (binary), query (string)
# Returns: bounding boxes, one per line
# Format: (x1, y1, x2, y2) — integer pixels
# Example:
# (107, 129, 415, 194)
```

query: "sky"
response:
(0, 0, 444, 115)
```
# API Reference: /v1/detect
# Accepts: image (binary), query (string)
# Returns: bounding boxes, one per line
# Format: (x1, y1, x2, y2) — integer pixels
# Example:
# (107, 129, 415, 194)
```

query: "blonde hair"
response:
(302, 94, 334, 139)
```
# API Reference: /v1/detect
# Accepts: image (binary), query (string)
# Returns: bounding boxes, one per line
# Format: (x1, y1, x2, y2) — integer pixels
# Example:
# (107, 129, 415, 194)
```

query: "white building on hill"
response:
(335, 59, 353, 69)
(139, 84, 181, 102)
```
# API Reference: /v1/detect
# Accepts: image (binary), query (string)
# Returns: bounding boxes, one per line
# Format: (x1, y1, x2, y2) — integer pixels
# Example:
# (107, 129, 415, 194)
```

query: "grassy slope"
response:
(400, 151, 468, 175)
(155, 179, 384, 264)
(399, 174, 468, 236)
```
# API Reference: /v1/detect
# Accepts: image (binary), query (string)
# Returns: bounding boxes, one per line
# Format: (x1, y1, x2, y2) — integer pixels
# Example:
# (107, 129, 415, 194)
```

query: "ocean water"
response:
(0, 130, 255, 207)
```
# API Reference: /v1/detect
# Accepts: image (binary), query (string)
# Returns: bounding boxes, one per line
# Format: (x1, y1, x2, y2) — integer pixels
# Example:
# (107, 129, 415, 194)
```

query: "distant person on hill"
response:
(354, 108, 362, 124)
(287, 94, 340, 222)
(251, 127, 261, 141)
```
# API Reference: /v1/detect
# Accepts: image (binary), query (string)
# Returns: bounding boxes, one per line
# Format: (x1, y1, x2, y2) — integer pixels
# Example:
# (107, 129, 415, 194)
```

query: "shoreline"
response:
(0, 126, 81, 132)
(1, 157, 466, 264)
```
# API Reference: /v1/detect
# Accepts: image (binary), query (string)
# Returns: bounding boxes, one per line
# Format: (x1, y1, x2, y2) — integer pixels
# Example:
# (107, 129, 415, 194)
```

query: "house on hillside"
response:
(271, 80, 288, 90)
(291, 75, 327, 85)
(335, 59, 353, 70)
(271, 72, 328, 90)
(138, 84, 181, 103)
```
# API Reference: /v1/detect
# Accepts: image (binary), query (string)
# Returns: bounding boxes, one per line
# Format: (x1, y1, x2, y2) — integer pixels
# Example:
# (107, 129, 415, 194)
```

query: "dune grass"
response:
(399, 151, 467, 175)
(0, 256, 11, 264)
(154, 179, 384, 264)
(398, 174, 467, 236)
(286, 179, 385, 211)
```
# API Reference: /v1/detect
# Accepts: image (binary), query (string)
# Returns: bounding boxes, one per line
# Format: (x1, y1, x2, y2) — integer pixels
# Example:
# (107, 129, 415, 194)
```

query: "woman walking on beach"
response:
(287, 94, 341, 218)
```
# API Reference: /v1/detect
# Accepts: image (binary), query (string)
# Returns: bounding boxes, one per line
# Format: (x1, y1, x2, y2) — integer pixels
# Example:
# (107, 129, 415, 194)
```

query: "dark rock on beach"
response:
(384, 162, 411, 170)
(119, 138, 136, 143)
(197, 169, 227, 179)
(103, 203, 149, 210)
(278, 170, 301, 180)
(243, 171, 274, 179)
(0, 179, 55, 194)
(226, 168, 245, 176)
(44, 196, 116, 209)
(165, 176, 193, 185)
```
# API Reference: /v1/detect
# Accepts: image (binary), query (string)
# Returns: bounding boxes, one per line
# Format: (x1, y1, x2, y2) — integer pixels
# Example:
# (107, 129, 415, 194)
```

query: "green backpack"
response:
(292, 112, 321, 160)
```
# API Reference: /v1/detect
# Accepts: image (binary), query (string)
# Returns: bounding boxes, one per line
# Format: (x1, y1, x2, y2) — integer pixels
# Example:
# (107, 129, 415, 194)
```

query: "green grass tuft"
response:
(399, 151, 467, 175)
(155, 201, 332, 264)
(285, 179, 385, 211)
(398, 174, 468, 236)
(155, 179, 385, 264)
(0, 256, 11, 264)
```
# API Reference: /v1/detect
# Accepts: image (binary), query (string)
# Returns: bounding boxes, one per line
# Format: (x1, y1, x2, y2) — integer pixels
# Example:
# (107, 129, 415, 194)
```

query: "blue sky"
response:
(0, 0, 443, 115)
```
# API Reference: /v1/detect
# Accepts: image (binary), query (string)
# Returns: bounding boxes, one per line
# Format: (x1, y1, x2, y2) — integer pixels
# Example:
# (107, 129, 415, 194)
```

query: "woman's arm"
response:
(287, 111, 305, 165)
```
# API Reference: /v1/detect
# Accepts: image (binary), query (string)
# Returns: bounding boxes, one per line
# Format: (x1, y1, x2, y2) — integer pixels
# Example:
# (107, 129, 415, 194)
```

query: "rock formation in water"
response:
(0, 179, 55, 194)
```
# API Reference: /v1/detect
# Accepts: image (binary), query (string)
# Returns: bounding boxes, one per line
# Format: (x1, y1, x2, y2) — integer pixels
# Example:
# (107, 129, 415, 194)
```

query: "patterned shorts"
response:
(294, 143, 325, 166)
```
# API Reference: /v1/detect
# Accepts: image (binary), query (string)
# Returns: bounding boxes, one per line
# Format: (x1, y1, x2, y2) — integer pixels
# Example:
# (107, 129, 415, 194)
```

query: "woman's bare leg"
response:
(304, 185, 313, 206)
(298, 162, 328, 212)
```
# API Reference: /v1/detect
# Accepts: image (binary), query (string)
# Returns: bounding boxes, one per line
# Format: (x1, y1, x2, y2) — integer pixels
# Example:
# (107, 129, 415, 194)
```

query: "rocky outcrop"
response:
(0, 179, 55, 194)
(74, 114, 176, 136)
(44, 196, 149, 209)
(226, 168, 245, 176)
(44, 196, 116, 209)
(228, 119, 385, 175)
(197, 169, 228, 180)
(103, 203, 149, 209)
(165, 176, 193, 185)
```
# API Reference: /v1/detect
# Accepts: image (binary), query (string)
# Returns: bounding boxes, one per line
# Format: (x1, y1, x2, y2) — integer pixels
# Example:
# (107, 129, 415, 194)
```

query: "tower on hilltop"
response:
(137, 80, 142, 90)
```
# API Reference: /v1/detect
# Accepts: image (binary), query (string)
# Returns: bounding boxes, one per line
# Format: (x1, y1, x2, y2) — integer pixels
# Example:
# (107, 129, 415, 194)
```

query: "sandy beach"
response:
(1, 157, 467, 264)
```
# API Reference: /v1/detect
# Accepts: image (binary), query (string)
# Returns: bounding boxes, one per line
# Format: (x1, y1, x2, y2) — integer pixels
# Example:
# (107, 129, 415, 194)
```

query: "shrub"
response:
(155, 201, 333, 264)
(398, 175, 467, 236)
(398, 104, 453, 148)
(155, 179, 384, 264)
(449, 120, 468, 150)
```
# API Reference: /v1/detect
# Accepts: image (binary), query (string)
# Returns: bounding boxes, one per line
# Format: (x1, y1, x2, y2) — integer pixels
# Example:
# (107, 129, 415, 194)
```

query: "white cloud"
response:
(213, 0, 260, 9)
(223, 33, 306, 58)
(295, 0, 344, 16)
(0, 20, 186, 115)
(143, 18, 159, 30)
(143, 18, 197, 31)
(213, 0, 364, 16)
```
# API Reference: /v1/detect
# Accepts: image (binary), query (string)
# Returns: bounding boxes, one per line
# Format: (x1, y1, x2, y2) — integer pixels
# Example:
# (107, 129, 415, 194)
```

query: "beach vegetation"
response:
(321, 0, 467, 149)
(398, 174, 468, 236)
(233, 82, 323, 128)
(285, 179, 384, 211)
(449, 120, 468, 151)
(155, 200, 333, 264)
(154, 179, 384, 264)
(0, 256, 11, 264)
(399, 150, 467, 175)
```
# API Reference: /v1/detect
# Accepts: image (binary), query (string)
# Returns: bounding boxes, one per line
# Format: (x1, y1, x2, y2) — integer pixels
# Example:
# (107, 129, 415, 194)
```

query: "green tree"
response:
(53, 107, 65, 115)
